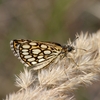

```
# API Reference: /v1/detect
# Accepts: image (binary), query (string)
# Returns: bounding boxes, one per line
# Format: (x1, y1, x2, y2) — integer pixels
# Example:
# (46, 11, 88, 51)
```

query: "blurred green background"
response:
(0, 0, 100, 100)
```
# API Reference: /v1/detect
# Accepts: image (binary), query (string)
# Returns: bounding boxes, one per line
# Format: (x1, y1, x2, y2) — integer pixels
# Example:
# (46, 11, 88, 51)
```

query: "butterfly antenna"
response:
(68, 36, 79, 46)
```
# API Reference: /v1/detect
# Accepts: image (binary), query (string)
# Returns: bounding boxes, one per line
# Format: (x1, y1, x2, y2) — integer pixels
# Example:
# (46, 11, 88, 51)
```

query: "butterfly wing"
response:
(10, 39, 63, 70)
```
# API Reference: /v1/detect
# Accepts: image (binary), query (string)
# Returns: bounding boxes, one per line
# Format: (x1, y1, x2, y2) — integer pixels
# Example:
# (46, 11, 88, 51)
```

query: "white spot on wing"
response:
(22, 49, 28, 52)
(22, 45, 30, 48)
(31, 61, 37, 64)
(29, 42, 37, 45)
(38, 55, 43, 59)
(44, 50, 51, 54)
(32, 49, 41, 54)
(22, 52, 29, 55)
(28, 58, 35, 62)
(41, 44, 47, 48)
(24, 55, 32, 58)
(38, 58, 45, 62)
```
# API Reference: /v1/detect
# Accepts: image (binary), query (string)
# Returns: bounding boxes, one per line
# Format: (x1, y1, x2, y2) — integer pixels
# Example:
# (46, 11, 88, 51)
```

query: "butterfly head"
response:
(62, 44, 75, 52)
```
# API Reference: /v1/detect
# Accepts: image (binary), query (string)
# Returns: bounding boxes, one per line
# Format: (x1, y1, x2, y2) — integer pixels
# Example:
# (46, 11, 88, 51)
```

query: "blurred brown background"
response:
(0, 0, 100, 100)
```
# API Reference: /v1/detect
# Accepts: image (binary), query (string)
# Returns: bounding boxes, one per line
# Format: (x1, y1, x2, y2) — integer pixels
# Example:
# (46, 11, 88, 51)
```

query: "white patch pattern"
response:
(29, 42, 37, 46)
(38, 56, 43, 59)
(32, 49, 41, 54)
(24, 55, 32, 58)
(44, 50, 51, 54)
(41, 44, 47, 48)
(22, 52, 29, 55)
(22, 45, 30, 48)
(28, 58, 35, 62)
(31, 61, 37, 64)
(22, 49, 28, 52)
(38, 58, 45, 62)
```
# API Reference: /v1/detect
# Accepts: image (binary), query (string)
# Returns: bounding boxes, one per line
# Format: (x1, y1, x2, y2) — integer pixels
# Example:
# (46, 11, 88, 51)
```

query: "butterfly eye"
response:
(67, 46, 75, 52)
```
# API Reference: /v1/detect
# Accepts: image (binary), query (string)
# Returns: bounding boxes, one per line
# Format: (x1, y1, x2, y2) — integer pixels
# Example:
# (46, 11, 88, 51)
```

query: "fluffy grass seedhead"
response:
(4, 31, 100, 100)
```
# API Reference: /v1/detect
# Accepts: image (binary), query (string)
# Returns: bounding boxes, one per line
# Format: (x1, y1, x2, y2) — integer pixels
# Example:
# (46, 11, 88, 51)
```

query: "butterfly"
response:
(10, 39, 75, 70)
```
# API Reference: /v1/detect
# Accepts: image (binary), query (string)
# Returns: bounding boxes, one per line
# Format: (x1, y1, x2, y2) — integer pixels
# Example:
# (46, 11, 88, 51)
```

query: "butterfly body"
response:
(10, 39, 75, 70)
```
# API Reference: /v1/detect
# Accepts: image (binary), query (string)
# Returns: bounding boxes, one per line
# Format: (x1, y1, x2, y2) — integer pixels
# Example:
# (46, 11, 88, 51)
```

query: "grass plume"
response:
(4, 31, 100, 100)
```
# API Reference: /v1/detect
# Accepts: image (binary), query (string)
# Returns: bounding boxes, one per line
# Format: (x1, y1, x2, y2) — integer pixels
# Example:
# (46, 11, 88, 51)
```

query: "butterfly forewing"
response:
(10, 39, 63, 70)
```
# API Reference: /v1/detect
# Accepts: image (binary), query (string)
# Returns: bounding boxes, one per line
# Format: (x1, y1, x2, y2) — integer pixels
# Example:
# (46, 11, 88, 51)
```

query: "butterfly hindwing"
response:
(10, 39, 63, 70)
